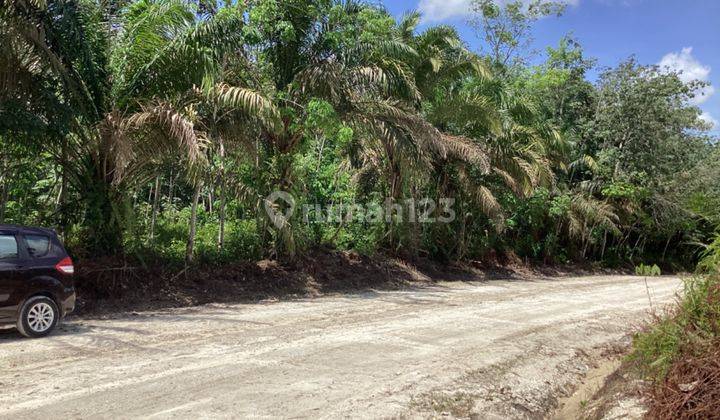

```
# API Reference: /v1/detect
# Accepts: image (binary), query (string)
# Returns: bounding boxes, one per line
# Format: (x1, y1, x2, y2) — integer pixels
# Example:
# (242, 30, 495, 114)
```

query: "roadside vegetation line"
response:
(1, 0, 717, 272)
(629, 243, 720, 418)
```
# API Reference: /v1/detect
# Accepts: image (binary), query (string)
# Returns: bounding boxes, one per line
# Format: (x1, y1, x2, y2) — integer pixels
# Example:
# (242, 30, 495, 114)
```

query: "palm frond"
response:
(569, 154, 599, 173)
(210, 84, 281, 132)
(567, 195, 621, 239)
(443, 135, 491, 173)
(398, 11, 421, 41)
(121, 103, 207, 184)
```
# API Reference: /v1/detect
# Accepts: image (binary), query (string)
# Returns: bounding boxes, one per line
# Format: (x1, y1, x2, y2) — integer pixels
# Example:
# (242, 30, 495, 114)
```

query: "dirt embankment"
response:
(1, 274, 681, 419)
(74, 250, 625, 316)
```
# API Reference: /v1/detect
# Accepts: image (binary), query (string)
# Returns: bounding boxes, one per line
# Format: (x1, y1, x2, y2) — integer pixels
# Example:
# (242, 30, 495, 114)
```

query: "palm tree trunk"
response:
(186, 182, 202, 264)
(84, 175, 125, 256)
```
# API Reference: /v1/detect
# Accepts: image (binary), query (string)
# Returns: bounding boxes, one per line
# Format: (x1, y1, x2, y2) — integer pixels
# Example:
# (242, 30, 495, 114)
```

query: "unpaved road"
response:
(0, 275, 681, 419)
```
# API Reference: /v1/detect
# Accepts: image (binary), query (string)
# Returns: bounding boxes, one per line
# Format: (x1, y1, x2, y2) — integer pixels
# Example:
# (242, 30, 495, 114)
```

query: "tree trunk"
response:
(0, 182, 7, 224)
(149, 176, 161, 242)
(84, 177, 125, 256)
(387, 166, 402, 250)
(0, 154, 7, 224)
(410, 184, 420, 258)
(217, 139, 226, 251)
(186, 182, 202, 264)
(661, 235, 672, 261)
(168, 170, 175, 208)
(59, 139, 69, 239)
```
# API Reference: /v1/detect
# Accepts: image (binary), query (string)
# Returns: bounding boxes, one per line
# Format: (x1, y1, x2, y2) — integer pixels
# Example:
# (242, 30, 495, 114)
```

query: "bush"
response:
(125, 208, 263, 266)
(631, 275, 720, 381)
(630, 273, 720, 418)
(698, 233, 720, 273)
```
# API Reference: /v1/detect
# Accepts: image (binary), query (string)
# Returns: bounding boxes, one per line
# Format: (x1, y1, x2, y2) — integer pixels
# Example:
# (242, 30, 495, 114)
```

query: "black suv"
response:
(0, 225, 75, 338)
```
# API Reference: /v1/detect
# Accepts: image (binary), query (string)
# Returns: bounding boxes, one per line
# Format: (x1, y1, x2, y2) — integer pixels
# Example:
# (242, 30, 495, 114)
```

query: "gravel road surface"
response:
(0, 275, 681, 419)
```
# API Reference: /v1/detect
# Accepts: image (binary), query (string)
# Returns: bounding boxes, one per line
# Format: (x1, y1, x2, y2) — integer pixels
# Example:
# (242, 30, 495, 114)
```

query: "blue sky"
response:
(379, 0, 720, 133)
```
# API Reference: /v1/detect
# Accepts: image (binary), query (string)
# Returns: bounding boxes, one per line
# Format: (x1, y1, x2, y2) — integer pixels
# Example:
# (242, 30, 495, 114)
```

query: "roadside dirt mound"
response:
(75, 250, 427, 316)
(74, 250, 630, 317)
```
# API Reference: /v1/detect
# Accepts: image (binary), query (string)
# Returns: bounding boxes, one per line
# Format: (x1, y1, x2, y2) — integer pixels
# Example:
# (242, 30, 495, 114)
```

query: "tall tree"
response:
(470, 0, 566, 70)
(0, 0, 243, 255)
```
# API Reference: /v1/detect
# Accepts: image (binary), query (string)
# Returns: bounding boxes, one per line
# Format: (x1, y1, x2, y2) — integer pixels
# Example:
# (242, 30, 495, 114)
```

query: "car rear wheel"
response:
(17, 296, 59, 338)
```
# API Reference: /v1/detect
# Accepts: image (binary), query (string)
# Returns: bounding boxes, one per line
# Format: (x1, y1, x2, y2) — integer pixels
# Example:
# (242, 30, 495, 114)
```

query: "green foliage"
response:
(601, 182, 648, 201)
(592, 60, 708, 188)
(630, 274, 720, 381)
(698, 233, 720, 274)
(0, 0, 717, 267)
(635, 263, 662, 277)
(470, 0, 568, 68)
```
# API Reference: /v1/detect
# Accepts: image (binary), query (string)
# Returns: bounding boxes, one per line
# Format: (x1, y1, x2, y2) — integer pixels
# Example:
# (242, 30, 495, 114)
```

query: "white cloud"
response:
(418, 0, 579, 23)
(700, 112, 718, 130)
(659, 47, 715, 105)
(418, 0, 473, 22)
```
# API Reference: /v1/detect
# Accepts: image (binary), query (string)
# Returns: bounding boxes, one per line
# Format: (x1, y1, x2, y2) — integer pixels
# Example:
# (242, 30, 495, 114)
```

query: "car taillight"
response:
(55, 257, 75, 275)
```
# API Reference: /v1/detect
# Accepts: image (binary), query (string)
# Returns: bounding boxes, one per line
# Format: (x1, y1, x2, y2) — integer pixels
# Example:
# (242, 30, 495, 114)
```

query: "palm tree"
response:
(389, 12, 575, 257)
(191, 82, 279, 257)
(1, 0, 245, 255)
(216, 0, 460, 257)
(324, 11, 495, 251)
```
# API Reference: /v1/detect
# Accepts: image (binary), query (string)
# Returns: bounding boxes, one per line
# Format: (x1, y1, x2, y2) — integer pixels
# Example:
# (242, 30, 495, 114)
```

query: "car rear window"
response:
(24, 235, 52, 258)
(0, 235, 18, 259)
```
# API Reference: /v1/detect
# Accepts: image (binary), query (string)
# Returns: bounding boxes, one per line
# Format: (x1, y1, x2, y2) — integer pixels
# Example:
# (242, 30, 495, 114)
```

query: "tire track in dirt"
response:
(0, 275, 681, 419)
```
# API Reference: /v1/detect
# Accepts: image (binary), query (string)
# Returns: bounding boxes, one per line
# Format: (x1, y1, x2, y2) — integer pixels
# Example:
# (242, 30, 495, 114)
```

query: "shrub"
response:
(631, 275, 719, 381)
(635, 263, 662, 277)
(630, 273, 720, 417)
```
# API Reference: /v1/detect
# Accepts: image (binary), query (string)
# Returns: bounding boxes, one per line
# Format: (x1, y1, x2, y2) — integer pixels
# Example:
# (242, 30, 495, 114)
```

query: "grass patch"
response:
(409, 391, 478, 418)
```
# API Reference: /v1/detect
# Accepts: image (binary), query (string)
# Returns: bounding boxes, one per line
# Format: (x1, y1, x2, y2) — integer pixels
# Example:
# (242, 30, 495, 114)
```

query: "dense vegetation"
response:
(630, 247, 720, 417)
(1, 0, 718, 269)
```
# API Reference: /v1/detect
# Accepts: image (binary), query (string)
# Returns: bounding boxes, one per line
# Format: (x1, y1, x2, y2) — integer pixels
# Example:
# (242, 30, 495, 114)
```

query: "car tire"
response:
(16, 296, 59, 338)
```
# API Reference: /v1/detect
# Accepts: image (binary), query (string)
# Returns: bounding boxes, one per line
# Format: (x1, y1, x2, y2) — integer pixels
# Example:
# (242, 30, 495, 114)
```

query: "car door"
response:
(21, 233, 59, 280)
(0, 232, 24, 322)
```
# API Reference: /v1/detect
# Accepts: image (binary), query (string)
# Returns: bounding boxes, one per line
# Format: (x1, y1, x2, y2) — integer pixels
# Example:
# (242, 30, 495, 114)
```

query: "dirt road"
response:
(0, 275, 681, 419)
